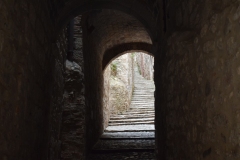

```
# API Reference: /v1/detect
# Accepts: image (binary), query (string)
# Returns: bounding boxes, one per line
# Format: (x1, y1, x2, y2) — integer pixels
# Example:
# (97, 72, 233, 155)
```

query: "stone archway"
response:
(102, 42, 153, 71)
(78, 9, 156, 154)
(55, 0, 160, 42)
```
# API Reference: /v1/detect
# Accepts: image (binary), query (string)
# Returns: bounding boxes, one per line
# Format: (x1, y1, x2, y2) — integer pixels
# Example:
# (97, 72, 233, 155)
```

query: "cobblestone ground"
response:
(89, 151, 156, 160)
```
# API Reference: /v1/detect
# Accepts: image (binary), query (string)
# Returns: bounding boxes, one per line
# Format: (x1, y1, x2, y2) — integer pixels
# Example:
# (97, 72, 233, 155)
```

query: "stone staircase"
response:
(90, 65, 155, 159)
(107, 66, 155, 130)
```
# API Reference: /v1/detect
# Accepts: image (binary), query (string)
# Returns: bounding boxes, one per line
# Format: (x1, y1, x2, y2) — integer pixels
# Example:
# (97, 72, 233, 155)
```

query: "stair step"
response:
(111, 115, 154, 118)
(130, 104, 154, 105)
(110, 118, 154, 122)
(131, 99, 154, 100)
(110, 116, 154, 120)
(131, 102, 154, 104)
(110, 117, 154, 121)
(109, 121, 154, 124)
(100, 131, 155, 139)
(108, 121, 154, 126)
(93, 139, 155, 150)
(129, 106, 154, 108)
(131, 103, 154, 104)
(127, 110, 154, 113)
(132, 96, 154, 97)
(105, 125, 155, 132)
(130, 106, 154, 108)
(129, 109, 154, 111)
(132, 95, 154, 96)
(126, 111, 154, 114)
(130, 105, 154, 107)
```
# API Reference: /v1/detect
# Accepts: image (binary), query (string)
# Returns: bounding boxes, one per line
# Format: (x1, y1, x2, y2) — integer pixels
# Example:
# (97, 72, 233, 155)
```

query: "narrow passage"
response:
(90, 64, 156, 159)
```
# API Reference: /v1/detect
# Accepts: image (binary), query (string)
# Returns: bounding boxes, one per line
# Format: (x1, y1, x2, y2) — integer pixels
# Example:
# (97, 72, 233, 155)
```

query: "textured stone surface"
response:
(93, 139, 155, 150)
(0, 0, 67, 159)
(101, 132, 155, 139)
(60, 60, 85, 160)
(136, 53, 154, 80)
(82, 16, 105, 154)
(5, 0, 240, 160)
(55, 0, 160, 40)
(89, 151, 156, 160)
(79, 5, 157, 158)
(103, 66, 111, 128)
(0, 0, 158, 159)
(155, 0, 240, 159)
(103, 53, 134, 126)
(60, 15, 86, 160)
(106, 125, 154, 132)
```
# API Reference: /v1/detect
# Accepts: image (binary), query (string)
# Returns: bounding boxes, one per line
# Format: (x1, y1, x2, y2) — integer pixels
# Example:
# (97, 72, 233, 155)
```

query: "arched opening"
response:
(55, 0, 159, 42)
(91, 51, 155, 159)
(6, 0, 240, 160)
(103, 51, 154, 127)
(60, 7, 157, 159)
(80, 9, 155, 157)
(102, 43, 153, 71)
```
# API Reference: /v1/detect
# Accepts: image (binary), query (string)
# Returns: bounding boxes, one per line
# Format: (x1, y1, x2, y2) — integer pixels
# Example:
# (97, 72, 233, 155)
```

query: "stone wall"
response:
(49, 29, 67, 160)
(103, 66, 111, 128)
(80, 9, 153, 156)
(4, 0, 240, 160)
(82, 16, 105, 153)
(60, 16, 86, 160)
(103, 53, 134, 128)
(73, 16, 83, 65)
(0, 1, 67, 159)
(110, 53, 134, 115)
(136, 53, 154, 80)
(155, 0, 240, 159)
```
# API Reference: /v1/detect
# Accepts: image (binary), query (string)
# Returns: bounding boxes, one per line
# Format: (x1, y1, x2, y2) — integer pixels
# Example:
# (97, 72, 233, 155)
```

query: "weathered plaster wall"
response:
(111, 53, 134, 109)
(103, 53, 134, 128)
(103, 65, 111, 128)
(136, 53, 154, 80)
(155, 0, 240, 159)
(0, 1, 67, 159)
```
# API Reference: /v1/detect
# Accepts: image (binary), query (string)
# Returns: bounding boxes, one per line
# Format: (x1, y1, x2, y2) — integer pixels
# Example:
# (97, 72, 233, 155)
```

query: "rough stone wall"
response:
(80, 9, 153, 155)
(103, 66, 111, 128)
(85, 9, 152, 68)
(136, 53, 154, 80)
(0, 1, 67, 159)
(60, 16, 86, 160)
(109, 53, 134, 114)
(103, 53, 134, 128)
(73, 16, 83, 65)
(82, 16, 105, 154)
(114, 53, 134, 108)
(155, 0, 240, 159)
(49, 30, 67, 160)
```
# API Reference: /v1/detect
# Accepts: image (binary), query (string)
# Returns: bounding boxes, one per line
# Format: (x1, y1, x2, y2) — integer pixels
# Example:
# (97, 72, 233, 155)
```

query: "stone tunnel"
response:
(1, 0, 240, 159)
